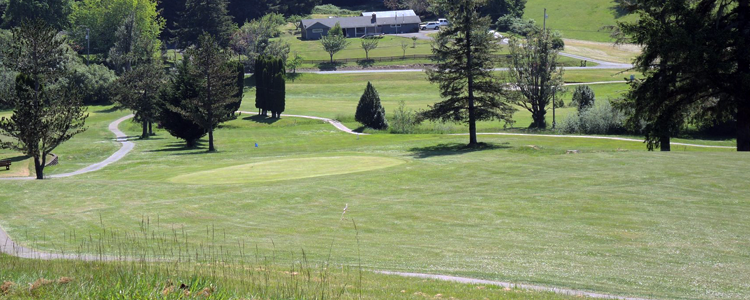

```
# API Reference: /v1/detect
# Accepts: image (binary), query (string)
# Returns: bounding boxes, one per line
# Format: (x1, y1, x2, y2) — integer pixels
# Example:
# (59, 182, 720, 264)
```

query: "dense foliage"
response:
(0, 20, 88, 179)
(69, 0, 163, 57)
(175, 0, 235, 48)
(1, 0, 72, 30)
(355, 82, 388, 130)
(254, 55, 286, 118)
(571, 85, 595, 112)
(159, 59, 207, 148)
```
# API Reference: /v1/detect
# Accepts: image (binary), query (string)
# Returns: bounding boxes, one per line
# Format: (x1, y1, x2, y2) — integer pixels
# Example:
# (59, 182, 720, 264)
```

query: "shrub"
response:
(68, 62, 118, 105)
(571, 85, 595, 112)
(311, 4, 359, 16)
(355, 82, 388, 130)
(551, 31, 565, 50)
(558, 101, 626, 134)
(390, 100, 417, 134)
(496, 16, 539, 36)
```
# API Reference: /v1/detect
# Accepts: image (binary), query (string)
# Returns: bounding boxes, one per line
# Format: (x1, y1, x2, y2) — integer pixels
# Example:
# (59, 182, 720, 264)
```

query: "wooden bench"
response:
(0, 160, 10, 170)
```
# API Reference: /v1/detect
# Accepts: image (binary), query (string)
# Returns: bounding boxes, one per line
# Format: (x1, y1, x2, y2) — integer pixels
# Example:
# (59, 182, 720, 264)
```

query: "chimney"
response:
(371, 13, 376, 23)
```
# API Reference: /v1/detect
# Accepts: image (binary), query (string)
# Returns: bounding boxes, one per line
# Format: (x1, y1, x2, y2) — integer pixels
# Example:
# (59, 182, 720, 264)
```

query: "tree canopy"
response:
(69, 0, 163, 57)
(1, 0, 72, 30)
(175, 0, 235, 48)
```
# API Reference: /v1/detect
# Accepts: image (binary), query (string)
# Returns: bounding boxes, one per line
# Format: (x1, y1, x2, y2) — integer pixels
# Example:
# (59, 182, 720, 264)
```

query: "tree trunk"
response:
(34, 155, 44, 180)
(141, 120, 148, 139)
(660, 135, 671, 152)
(738, 105, 750, 151)
(465, 7, 477, 147)
(208, 129, 215, 152)
(148, 122, 154, 136)
(187, 138, 197, 148)
(330, 53, 334, 63)
(531, 110, 547, 129)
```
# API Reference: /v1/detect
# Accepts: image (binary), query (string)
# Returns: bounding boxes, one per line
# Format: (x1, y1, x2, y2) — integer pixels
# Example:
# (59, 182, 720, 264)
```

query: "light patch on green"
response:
(170, 156, 406, 185)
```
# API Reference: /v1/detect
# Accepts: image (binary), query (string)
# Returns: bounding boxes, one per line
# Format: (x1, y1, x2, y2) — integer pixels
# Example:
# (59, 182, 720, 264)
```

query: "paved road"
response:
(0, 115, 135, 181)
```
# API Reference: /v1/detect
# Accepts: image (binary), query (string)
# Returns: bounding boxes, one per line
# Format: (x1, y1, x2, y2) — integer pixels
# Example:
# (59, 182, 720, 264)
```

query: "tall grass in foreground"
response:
(0, 218, 585, 299)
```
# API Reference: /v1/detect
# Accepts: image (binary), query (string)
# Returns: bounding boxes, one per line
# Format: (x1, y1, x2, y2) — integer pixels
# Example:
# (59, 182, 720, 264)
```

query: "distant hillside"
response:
(524, 0, 636, 42)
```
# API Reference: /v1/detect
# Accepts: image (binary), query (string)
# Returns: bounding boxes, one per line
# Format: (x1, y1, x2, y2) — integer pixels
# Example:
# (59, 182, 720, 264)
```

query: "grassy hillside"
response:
(524, 0, 636, 42)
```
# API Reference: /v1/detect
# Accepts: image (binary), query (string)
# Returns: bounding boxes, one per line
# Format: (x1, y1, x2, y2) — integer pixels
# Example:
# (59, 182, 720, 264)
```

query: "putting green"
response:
(169, 156, 406, 185)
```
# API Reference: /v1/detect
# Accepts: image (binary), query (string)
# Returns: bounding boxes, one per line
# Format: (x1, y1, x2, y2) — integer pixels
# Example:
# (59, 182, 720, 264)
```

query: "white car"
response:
(437, 18, 449, 26)
(421, 22, 440, 30)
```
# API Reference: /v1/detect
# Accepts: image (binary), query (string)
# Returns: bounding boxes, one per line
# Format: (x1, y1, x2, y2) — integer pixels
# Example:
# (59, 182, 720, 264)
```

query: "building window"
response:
(312, 29, 324, 33)
(390, 24, 402, 28)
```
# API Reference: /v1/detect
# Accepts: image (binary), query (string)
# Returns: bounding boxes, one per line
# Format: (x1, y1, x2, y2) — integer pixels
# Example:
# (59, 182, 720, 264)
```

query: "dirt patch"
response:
(563, 39, 641, 64)
(1, 281, 14, 294)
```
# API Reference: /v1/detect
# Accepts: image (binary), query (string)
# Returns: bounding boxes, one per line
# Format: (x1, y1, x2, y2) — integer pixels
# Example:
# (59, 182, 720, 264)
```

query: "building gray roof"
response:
(361, 10, 417, 18)
(301, 15, 422, 29)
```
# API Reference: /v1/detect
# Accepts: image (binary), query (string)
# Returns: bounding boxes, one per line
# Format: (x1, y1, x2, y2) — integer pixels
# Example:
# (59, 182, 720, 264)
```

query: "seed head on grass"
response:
(1, 282, 14, 294)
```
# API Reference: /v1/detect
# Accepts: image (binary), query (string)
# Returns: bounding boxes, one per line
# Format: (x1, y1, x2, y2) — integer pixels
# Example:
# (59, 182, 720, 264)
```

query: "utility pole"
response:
(552, 86, 556, 129)
(543, 8, 547, 31)
(85, 28, 90, 66)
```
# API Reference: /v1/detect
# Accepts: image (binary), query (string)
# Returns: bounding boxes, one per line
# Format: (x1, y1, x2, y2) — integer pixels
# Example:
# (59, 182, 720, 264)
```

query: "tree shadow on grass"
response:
(409, 142, 510, 159)
(317, 61, 345, 71)
(150, 141, 206, 153)
(0, 155, 30, 163)
(357, 59, 374, 68)
(244, 114, 280, 124)
(286, 73, 303, 82)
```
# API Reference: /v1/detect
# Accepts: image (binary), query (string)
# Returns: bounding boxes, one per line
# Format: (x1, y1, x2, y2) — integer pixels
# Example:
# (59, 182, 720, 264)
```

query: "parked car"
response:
(437, 18, 449, 26)
(421, 22, 440, 30)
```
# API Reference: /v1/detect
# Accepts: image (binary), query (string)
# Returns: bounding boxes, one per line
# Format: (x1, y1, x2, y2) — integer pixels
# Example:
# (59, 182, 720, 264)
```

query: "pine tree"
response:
(112, 61, 165, 139)
(158, 59, 207, 148)
(420, 0, 515, 146)
(171, 33, 239, 152)
(0, 20, 88, 179)
(175, 0, 235, 48)
(355, 82, 388, 130)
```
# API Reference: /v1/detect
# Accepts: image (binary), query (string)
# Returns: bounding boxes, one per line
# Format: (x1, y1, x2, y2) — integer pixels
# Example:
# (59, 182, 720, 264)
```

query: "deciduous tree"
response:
(112, 61, 165, 138)
(507, 30, 564, 129)
(320, 22, 348, 63)
(420, 0, 515, 146)
(361, 37, 379, 60)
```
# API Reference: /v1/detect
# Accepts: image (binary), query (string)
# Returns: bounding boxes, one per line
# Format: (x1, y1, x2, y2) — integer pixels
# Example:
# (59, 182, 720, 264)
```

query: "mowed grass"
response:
(170, 156, 405, 184)
(524, 0, 637, 42)
(246, 70, 632, 131)
(0, 102, 745, 300)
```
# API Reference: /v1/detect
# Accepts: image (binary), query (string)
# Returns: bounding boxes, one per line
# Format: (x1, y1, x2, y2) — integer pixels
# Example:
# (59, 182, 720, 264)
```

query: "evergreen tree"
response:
(112, 61, 165, 138)
(355, 82, 388, 130)
(420, 0, 515, 146)
(176, 0, 235, 48)
(159, 59, 207, 148)
(572, 85, 595, 112)
(1, 0, 72, 30)
(0, 20, 88, 179)
(171, 33, 239, 152)
(618, 0, 750, 151)
(226, 60, 245, 116)
(270, 58, 285, 118)
(254, 55, 285, 117)
(254, 56, 268, 115)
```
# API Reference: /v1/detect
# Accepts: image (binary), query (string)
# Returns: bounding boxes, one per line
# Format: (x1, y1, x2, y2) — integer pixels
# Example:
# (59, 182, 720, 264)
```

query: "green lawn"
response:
(0, 101, 745, 300)
(248, 70, 632, 131)
(0, 69, 744, 299)
(524, 0, 638, 42)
